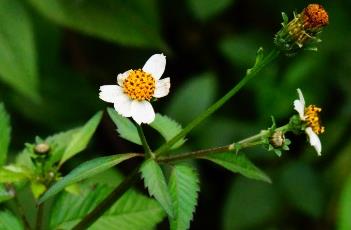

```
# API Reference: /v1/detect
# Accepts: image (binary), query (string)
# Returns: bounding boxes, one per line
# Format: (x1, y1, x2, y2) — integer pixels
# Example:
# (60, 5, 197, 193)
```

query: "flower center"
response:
(122, 69, 156, 101)
(304, 105, 325, 134)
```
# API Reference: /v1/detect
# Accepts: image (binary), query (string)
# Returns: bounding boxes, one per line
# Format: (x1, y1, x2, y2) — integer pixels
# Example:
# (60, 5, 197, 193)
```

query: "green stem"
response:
(35, 203, 44, 230)
(155, 48, 280, 156)
(72, 167, 141, 230)
(136, 124, 154, 158)
(158, 125, 287, 163)
(70, 48, 281, 228)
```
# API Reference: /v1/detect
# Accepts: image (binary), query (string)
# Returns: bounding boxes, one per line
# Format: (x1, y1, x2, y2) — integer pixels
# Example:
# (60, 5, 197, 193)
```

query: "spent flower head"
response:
(293, 88, 324, 155)
(99, 54, 170, 124)
(274, 4, 329, 55)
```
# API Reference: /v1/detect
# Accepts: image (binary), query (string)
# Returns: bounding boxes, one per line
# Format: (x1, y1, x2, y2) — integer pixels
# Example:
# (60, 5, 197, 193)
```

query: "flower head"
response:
(293, 88, 324, 155)
(274, 4, 329, 55)
(99, 54, 170, 124)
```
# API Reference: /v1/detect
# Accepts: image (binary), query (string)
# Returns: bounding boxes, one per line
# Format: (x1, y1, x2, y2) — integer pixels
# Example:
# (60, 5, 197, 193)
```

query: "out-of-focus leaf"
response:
(219, 35, 260, 67)
(30, 181, 46, 199)
(0, 103, 10, 166)
(338, 175, 351, 230)
(166, 73, 217, 124)
(0, 165, 30, 183)
(39, 153, 138, 204)
(59, 111, 103, 165)
(150, 114, 186, 150)
(0, 184, 14, 203)
(141, 159, 174, 218)
(107, 108, 141, 145)
(0, 210, 24, 230)
(200, 152, 271, 183)
(187, 0, 234, 21)
(0, 0, 39, 101)
(28, 0, 165, 48)
(278, 162, 325, 218)
(222, 177, 280, 230)
(50, 183, 165, 230)
(169, 164, 200, 230)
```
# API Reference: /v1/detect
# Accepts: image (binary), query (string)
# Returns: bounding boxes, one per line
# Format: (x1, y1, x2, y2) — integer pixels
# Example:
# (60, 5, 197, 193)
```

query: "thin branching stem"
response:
(154, 48, 280, 156)
(136, 124, 154, 158)
(72, 48, 280, 228)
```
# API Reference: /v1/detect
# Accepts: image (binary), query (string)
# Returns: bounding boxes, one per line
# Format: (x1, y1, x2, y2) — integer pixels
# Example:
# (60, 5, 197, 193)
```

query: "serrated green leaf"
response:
(59, 111, 103, 165)
(200, 152, 271, 183)
(107, 108, 141, 145)
(338, 175, 351, 230)
(0, 210, 24, 230)
(169, 164, 200, 230)
(0, 0, 39, 101)
(0, 184, 15, 203)
(28, 0, 166, 49)
(187, 0, 234, 21)
(30, 181, 46, 199)
(45, 128, 80, 165)
(150, 114, 186, 150)
(0, 104, 10, 166)
(39, 153, 138, 204)
(50, 183, 165, 230)
(141, 159, 174, 218)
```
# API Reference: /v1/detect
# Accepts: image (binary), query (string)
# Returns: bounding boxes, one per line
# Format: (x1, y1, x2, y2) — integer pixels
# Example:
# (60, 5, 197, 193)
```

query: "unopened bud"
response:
(274, 4, 329, 55)
(34, 143, 50, 155)
(270, 131, 286, 148)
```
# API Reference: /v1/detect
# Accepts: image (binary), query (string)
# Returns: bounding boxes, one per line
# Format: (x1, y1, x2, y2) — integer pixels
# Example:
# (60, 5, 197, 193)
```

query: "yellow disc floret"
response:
(122, 69, 156, 101)
(305, 105, 325, 135)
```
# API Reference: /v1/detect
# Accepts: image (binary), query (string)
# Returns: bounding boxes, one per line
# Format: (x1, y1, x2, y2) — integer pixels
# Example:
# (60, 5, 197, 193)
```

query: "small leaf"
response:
(187, 0, 234, 21)
(39, 153, 138, 204)
(338, 175, 351, 230)
(0, 103, 11, 166)
(141, 159, 174, 218)
(107, 108, 141, 145)
(31, 182, 46, 199)
(50, 183, 165, 230)
(150, 114, 186, 149)
(169, 164, 200, 230)
(0, 0, 39, 101)
(28, 0, 165, 49)
(0, 184, 15, 203)
(0, 209, 24, 230)
(200, 152, 271, 183)
(59, 111, 103, 165)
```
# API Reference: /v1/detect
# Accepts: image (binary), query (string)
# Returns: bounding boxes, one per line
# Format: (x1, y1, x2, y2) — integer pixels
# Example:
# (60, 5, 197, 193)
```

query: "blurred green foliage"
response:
(0, 0, 351, 229)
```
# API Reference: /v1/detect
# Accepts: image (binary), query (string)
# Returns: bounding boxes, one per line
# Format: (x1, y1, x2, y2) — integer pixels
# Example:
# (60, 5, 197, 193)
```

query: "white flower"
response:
(99, 54, 170, 124)
(293, 88, 323, 156)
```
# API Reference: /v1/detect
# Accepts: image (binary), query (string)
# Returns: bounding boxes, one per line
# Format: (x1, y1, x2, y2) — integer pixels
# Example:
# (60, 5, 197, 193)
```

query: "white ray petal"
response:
(113, 94, 133, 117)
(296, 88, 305, 107)
(142, 54, 166, 80)
(117, 70, 131, 86)
(154, 77, 170, 98)
(130, 100, 155, 124)
(294, 100, 306, 120)
(99, 85, 123, 103)
(305, 127, 322, 156)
